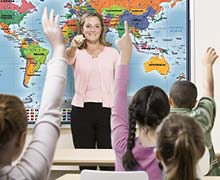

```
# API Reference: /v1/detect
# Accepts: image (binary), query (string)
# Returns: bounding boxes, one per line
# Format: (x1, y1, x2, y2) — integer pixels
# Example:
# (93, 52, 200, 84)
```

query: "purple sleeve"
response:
(111, 65, 129, 153)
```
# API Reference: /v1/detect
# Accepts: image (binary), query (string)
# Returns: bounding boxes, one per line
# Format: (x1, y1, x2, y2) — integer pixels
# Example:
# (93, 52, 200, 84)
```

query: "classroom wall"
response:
(193, 0, 220, 152)
(25, 0, 220, 152)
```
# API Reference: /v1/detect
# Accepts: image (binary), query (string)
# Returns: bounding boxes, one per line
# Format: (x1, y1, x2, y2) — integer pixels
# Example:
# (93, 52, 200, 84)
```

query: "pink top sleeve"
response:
(0, 58, 68, 180)
(111, 65, 129, 153)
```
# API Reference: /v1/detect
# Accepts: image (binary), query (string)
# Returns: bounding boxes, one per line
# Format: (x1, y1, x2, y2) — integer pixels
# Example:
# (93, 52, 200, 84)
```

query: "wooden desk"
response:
(56, 174, 220, 180)
(53, 149, 115, 166)
(56, 174, 80, 180)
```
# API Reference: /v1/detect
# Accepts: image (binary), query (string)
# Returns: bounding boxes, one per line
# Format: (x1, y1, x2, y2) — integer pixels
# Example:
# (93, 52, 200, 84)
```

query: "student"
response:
(66, 11, 119, 170)
(0, 8, 68, 179)
(169, 47, 220, 175)
(111, 21, 170, 180)
(155, 113, 205, 180)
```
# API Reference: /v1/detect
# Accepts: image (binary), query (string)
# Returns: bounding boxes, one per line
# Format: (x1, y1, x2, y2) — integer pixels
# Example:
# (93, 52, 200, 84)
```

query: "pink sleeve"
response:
(13, 58, 68, 180)
(111, 65, 129, 153)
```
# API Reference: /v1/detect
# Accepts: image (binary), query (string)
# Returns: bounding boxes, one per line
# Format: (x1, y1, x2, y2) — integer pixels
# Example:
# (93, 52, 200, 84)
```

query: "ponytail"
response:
(166, 130, 199, 180)
(156, 114, 205, 180)
(122, 111, 138, 170)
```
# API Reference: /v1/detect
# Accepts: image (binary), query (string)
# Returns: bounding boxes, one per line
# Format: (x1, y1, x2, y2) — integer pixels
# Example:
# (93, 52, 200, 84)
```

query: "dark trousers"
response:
(70, 102, 114, 170)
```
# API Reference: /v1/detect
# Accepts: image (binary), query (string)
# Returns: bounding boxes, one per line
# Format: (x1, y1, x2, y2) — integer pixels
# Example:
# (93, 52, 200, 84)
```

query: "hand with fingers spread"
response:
(42, 7, 66, 58)
(203, 47, 218, 66)
(115, 21, 132, 64)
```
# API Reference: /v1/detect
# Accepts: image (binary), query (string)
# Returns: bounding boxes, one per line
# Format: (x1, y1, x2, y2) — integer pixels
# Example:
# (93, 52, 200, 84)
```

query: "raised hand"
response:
(202, 47, 218, 98)
(203, 47, 218, 66)
(116, 21, 132, 51)
(115, 21, 132, 64)
(42, 7, 66, 58)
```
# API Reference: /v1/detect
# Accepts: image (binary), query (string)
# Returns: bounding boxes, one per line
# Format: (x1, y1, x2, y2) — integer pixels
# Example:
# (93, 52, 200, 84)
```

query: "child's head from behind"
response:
(129, 86, 170, 129)
(156, 113, 205, 180)
(169, 80, 197, 109)
(0, 94, 27, 162)
(123, 86, 170, 170)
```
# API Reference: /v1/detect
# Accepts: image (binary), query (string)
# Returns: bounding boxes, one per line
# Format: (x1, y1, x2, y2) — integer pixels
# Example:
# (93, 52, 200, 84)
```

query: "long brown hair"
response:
(0, 94, 27, 147)
(156, 113, 205, 180)
(122, 86, 170, 170)
(78, 11, 111, 49)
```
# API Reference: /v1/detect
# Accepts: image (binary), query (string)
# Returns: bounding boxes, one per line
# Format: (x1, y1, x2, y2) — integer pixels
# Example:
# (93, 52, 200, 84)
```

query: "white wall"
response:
(193, 0, 220, 151)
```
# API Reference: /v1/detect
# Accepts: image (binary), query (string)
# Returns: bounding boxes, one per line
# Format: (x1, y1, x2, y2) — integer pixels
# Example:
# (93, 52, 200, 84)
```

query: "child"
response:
(155, 113, 205, 180)
(111, 21, 170, 180)
(169, 47, 220, 175)
(0, 8, 68, 179)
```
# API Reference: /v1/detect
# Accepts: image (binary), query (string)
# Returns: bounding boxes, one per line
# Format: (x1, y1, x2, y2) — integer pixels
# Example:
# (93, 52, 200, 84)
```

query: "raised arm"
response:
(36, 7, 68, 128)
(202, 47, 218, 98)
(111, 21, 132, 152)
(16, 8, 68, 180)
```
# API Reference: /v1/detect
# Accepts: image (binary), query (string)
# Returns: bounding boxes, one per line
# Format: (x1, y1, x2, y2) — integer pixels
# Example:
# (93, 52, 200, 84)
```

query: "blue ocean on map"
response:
(0, 0, 189, 122)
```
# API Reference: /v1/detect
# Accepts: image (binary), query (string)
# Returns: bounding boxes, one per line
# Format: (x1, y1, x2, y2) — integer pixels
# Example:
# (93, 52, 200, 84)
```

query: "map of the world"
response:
(0, 0, 189, 123)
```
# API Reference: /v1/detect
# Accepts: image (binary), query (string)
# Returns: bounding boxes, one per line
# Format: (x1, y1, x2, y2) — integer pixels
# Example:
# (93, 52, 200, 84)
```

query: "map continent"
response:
(0, 0, 188, 123)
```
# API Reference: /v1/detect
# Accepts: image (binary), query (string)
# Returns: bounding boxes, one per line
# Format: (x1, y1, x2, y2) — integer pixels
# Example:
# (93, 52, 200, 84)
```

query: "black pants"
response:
(70, 102, 114, 170)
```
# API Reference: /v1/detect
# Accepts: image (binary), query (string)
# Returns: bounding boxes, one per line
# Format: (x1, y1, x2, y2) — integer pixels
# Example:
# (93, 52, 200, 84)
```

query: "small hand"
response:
(115, 21, 132, 64)
(71, 34, 86, 48)
(42, 7, 66, 51)
(203, 47, 218, 66)
(116, 21, 132, 53)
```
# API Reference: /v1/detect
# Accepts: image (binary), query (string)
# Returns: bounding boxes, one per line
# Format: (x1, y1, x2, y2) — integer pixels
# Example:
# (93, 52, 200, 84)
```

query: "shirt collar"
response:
(170, 107, 191, 113)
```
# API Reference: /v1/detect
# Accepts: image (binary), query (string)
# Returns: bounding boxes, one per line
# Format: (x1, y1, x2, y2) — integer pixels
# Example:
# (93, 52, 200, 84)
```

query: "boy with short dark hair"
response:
(169, 47, 220, 176)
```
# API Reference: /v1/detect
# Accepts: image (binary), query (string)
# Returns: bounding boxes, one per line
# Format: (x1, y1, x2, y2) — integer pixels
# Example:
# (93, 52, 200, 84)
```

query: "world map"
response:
(0, 0, 189, 123)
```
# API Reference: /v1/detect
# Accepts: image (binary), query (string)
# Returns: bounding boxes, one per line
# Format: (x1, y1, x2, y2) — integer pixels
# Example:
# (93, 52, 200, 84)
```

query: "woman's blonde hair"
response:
(78, 11, 111, 49)
(0, 94, 27, 147)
